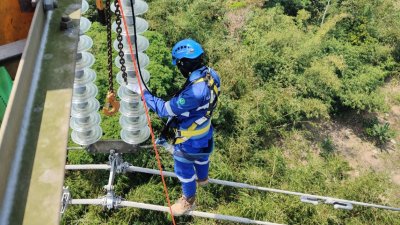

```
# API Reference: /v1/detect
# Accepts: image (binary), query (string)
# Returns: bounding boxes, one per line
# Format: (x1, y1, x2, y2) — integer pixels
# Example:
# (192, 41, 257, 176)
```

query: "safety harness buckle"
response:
(175, 130, 182, 138)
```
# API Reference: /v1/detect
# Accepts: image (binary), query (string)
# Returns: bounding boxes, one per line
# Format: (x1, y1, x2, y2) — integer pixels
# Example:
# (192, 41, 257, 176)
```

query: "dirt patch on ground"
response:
(381, 77, 400, 143)
(226, 7, 250, 37)
(324, 121, 399, 183)
(225, 0, 264, 37)
(321, 77, 400, 186)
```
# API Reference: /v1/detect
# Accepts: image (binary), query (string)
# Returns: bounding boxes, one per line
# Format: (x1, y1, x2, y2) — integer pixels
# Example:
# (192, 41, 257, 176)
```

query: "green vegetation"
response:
(228, 1, 247, 9)
(63, 0, 400, 224)
(364, 118, 396, 146)
(320, 137, 335, 158)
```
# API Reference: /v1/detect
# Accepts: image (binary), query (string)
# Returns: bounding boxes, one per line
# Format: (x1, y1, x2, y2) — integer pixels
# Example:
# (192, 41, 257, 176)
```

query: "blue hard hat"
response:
(171, 39, 204, 65)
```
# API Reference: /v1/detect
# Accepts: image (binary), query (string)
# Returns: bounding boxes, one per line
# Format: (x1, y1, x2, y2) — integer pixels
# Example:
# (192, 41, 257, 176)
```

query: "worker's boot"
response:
(196, 178, 209, 186)
(171, 196, 196, 216)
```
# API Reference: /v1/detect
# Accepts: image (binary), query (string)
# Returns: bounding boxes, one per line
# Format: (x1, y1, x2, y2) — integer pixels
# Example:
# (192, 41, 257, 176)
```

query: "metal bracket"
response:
(300, 196, 319, 205)
(43, 0, 58, 11)
(87, 140, 144, 154)
(104, 150, 130, 192)
(325, 198, 353, 210)
(104, 150, 117, 192)
(60, 187, 71, 214)
(31, 0, 38, 8)
(98, 151, 125, 210)
(108, 150, 116, 164)
(110, 150, 130, 173)
(60, 15, 73, 31)
(117, 161, 130, 174)
(333, 202, 354, 210)
(18, 0, 35, 11)
(301, 196, 354, 210)
(102, 191, 122, 210)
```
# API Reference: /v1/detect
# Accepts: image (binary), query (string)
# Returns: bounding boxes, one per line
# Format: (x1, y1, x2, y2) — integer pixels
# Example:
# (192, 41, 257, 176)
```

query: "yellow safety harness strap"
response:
(175, 121, 211, 144)
(193, 78, 205, 84)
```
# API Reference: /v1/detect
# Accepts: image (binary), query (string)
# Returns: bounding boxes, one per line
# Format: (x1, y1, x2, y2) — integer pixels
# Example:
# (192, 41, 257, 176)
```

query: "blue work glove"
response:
(155, 137, 167, 145)
(156, 137, 174, 154)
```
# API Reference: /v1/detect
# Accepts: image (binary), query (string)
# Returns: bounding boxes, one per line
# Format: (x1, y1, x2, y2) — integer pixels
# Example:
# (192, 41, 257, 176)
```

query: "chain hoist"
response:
(114, 0, 128, 84)
(102, 0, 120, 116)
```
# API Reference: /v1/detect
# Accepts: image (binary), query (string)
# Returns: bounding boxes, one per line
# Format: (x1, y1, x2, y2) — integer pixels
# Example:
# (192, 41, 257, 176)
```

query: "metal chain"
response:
(106, 0, 113, 92)
(103, 0, 120, 116)
(114, 0, 128, 84)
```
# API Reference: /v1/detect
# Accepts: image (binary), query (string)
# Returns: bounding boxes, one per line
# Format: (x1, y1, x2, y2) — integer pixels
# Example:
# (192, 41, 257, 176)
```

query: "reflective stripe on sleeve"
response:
(165, 101, 176, 116)
(196, 103, 209, 111)
(181, 112, 190, 117)
(194, 117, 208, 125)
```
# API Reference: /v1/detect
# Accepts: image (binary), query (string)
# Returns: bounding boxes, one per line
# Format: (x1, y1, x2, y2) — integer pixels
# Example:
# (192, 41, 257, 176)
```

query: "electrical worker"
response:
(130, 39, 220, 215)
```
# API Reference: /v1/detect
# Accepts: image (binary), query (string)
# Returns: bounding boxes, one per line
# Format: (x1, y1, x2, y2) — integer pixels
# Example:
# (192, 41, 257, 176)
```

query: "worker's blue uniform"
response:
(143, 66, 220, 198)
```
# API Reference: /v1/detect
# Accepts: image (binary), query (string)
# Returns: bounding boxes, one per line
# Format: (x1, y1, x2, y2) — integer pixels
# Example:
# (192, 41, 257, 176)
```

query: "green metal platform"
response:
(0, 67, 13, 123)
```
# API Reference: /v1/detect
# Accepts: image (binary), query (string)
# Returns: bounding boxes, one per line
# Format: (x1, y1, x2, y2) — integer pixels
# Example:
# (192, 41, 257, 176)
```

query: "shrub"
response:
(320, 137, 335, 158)
(365, 121, 395, 146)
(264, 0, 327, 23)
(228, 1, 247, 9)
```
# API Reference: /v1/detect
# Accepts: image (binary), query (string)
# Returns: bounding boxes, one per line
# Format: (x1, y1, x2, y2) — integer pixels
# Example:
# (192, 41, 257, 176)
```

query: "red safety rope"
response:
(116, 1, 177, 224)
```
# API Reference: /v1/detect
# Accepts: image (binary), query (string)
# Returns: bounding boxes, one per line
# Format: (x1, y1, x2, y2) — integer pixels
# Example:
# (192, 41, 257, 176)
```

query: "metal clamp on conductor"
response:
(61, 187, 71, 214)
(103, 191, 122, 210)
(301, 196, 353, 210)
(325, 198, 354, 210)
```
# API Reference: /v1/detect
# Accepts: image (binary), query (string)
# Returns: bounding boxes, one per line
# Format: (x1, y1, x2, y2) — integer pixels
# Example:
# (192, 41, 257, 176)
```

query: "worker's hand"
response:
(156, 137, 174, 154)
(126, 82, 146, 95)
(156, 137, 167, 146)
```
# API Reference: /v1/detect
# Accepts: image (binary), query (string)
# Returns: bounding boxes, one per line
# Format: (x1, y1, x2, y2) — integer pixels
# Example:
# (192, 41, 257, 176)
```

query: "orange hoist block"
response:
(103, 91, 120, 116)
(96, 0, 106, 25)
(96, 0, 105, 10)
